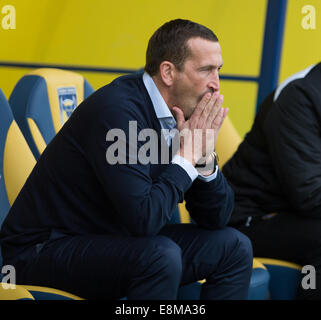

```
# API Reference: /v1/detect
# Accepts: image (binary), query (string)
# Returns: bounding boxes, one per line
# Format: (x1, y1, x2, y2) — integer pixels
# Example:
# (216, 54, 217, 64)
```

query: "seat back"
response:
(216, 115, 242, 169)
(0, 283, 35, 300)
(0, 89, 36, 227)
(24, 285, 84, 300)
(9, 68, 94, 159)
(256, 258, 302, 300)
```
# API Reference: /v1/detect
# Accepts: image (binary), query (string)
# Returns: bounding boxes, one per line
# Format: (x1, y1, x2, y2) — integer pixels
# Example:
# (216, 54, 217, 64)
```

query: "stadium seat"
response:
(248, 259, 270, 300)
(9, 68, 94, 159)
(0, 88, 83, 300)
(0, 283, 34, 300)
(23, 285, 83, 300)
(256, 258, 302, 300)
(0, 89, 36, 234)
(216, 115, 242, 169)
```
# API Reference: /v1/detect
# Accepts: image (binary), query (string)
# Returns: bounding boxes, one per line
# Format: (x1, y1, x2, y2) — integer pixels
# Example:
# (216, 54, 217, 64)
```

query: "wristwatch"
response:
(195, 151, 218, 170)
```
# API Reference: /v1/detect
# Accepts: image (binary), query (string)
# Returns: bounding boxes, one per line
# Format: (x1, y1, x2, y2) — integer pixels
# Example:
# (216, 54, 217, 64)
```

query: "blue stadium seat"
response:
(256, 258, 302, 300)
(248, 259, 271, 300)
(9, 68, 94, 159)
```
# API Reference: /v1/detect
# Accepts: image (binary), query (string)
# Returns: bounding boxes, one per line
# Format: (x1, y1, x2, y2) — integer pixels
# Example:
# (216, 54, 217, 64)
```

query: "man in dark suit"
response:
(223, 63, 321, 299)
(0, 19, 252, 299)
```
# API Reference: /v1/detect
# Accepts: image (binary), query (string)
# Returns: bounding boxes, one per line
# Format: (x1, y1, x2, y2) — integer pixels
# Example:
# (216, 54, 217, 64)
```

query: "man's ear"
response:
(159, 61, 175, 86)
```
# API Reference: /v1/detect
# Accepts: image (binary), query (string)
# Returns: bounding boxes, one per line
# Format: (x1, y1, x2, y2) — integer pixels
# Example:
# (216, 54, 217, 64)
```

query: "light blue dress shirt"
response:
(142, 72, 218, 182)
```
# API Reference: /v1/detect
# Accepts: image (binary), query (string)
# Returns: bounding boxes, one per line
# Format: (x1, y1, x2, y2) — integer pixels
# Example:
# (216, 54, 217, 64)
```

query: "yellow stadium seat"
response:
(24, 285, 83, 300)
(0, 283, 34, 300)
(216, 115, 242, 169)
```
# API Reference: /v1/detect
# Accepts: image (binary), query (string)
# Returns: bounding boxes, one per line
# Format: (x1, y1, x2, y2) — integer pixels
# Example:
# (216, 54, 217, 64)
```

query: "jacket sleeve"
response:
(85, 100, 193, 237)
(264, 83, 321, 217)
(184, 170, 235, 229)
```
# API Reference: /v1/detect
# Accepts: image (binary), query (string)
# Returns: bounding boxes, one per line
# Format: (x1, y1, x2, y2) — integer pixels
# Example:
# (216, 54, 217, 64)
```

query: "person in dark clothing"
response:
(0, 19, 252, 300)
(223, 62, 321, 299)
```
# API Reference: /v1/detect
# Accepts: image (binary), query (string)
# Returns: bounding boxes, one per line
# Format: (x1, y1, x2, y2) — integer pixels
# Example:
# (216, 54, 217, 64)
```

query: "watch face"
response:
(195, 162, 207, 168)
(195, 153, 217, 173)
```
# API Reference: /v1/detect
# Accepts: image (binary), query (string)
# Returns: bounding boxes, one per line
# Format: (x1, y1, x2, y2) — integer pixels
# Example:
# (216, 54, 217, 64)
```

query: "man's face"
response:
(171, 37, 223, 119)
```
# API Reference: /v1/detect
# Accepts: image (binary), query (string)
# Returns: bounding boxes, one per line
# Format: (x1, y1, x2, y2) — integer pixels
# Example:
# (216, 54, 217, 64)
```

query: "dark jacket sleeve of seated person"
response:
(184, 170, 234, 230)
(223, 63, 321, 222)
(263, 68, 321, 218)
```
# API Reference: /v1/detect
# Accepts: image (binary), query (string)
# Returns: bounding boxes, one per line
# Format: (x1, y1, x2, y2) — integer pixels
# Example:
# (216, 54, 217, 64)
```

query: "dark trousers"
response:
(234, 212, 321, 300)
(11, 224, 252, 300)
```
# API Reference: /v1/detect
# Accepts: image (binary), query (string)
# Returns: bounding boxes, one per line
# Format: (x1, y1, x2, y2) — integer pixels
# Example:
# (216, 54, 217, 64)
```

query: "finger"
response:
(189, 92, 212, 123)
(212, 107, 228, 140)
(219, 107, 229, 127)
(198, 92, 219, 128)
(211, 107, 225, 129)
(222, 107, 229, 119)
(172, 106, 185, 129)
(205, 94, 223, 128)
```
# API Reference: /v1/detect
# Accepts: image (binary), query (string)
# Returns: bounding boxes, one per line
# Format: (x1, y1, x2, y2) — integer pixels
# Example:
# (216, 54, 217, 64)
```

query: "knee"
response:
(137, 236, 182, 277)
(226, 227, 253, 266)
(204, 227, 253, 269)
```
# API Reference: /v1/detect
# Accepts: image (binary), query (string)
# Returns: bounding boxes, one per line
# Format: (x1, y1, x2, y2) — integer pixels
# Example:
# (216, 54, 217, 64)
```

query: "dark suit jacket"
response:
(223, 62, 321, 224)
(0, 72, 234, 261)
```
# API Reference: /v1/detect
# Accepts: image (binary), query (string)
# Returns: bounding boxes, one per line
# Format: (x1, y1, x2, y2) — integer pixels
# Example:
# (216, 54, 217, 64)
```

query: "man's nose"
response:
(208, 72, 220, 93)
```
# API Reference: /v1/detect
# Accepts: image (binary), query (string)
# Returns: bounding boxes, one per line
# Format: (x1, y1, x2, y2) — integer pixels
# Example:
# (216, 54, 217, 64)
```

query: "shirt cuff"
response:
(197, 165, 219, 182)
(171, 154, 198, 182)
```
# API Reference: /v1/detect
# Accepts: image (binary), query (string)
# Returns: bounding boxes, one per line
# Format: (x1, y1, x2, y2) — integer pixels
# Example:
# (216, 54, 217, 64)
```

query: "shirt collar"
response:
(142, 72, 176, 129)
